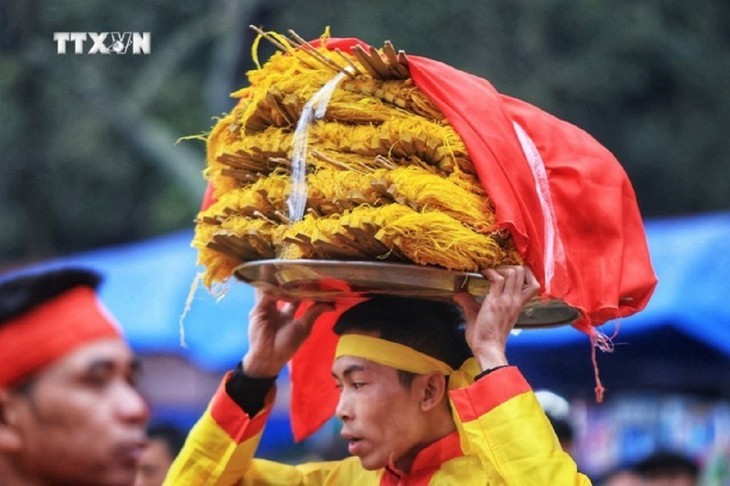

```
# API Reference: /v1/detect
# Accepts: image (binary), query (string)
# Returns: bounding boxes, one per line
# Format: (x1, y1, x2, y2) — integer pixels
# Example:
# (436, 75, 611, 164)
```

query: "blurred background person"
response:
(135, 422, 187, 486)
(633, 450, 699, 486)
(596, 465, 641, 486)
(536, 389, 576, 456)
(0, 267, 150, 485)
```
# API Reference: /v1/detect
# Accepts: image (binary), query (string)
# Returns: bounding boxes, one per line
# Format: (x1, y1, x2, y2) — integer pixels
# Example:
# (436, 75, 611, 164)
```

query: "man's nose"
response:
(116, 382, 150, 424)
(335, 392, 352, 422)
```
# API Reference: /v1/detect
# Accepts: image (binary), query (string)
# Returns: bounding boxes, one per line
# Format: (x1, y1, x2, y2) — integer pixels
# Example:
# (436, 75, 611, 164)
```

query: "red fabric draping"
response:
(408, 57, 657, 330)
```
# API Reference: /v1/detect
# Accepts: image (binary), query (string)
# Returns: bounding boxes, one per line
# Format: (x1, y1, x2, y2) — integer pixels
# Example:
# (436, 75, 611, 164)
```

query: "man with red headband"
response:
(0, 267, 150, 485)
(165, 266, 591, 484)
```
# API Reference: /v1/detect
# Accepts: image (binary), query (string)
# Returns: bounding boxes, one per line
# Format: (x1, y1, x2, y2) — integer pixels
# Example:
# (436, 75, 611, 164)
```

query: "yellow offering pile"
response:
(194, 29, 522, 287)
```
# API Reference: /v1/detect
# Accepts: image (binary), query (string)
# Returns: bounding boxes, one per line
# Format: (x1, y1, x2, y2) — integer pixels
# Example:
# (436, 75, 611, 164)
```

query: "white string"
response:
(288, 70, 349, 222)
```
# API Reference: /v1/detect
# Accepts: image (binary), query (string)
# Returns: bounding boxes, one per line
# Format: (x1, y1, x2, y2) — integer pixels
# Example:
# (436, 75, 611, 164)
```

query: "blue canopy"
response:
(10, 211, 730, 395)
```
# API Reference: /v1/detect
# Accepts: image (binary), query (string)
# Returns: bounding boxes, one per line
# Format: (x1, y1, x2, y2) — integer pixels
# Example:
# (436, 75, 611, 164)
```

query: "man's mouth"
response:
(116, 439, 149, 465)
(347, 438, 365, 455)
(341, 432, 365, 455)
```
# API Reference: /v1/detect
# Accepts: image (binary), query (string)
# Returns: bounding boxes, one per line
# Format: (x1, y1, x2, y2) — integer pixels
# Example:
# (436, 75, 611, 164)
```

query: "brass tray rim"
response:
(234, 259, 580, 328)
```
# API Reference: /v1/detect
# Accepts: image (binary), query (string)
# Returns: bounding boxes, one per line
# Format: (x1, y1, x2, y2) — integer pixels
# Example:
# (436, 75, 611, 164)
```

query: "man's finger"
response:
(453, 292, 479, 324)
(503, 266, 523, 296)
(521, 267, 541, 301)
(483, 268, 504, 297)
(255, 288, 278, 306)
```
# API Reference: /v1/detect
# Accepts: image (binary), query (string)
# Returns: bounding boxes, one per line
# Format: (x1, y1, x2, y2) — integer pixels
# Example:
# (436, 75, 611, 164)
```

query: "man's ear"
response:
(0, 389, 24, 452)
(418, 372, 448, 412)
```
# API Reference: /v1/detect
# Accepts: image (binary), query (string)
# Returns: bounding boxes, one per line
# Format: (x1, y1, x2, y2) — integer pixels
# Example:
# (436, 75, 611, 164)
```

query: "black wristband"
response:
(474, 364, 512, 381)
(225, 361, 277, 416)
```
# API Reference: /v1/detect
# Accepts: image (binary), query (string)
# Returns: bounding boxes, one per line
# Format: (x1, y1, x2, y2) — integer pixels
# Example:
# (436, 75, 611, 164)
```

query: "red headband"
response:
(0, 286, 122, 387)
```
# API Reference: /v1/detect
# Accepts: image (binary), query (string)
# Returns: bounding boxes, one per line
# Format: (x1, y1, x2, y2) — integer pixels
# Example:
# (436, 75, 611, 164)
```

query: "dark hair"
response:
(632, 450, 699, 479)
(147, 422, 187, 457)
(0, 267, 102, 325)
(333, 296, 472, 385)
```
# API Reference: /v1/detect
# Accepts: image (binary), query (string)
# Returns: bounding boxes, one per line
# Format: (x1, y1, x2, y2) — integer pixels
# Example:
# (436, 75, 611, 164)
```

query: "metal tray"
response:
(234, 259, 580, 328)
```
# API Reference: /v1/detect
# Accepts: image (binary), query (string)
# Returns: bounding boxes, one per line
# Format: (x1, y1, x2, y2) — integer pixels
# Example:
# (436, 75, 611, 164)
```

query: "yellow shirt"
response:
(165, 367, 591, 485)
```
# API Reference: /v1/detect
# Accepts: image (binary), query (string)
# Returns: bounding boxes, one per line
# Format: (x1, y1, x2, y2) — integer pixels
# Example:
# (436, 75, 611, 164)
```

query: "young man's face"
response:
(332, 354, 427, 471)
(5, 339, 149, 485)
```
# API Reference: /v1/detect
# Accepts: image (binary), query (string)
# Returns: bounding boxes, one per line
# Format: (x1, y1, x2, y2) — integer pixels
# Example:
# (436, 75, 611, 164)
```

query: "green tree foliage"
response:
(1, 0, 728, 264)
(0, 0, 250, 264)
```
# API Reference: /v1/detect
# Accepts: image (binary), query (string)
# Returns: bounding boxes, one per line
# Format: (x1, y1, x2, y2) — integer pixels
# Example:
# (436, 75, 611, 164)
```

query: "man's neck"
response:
(393, 411, 457, 473)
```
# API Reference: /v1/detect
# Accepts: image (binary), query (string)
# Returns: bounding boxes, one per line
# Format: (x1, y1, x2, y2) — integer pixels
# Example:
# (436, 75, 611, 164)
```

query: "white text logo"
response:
(53, 32, 151, 55)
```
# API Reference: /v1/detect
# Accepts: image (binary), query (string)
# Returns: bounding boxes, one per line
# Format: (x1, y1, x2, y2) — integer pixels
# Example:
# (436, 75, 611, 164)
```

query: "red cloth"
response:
(289, 305, 346, 438)
(0, 286, 122, 387)
(408, 58, 657, 329)
(205, 37, 658, 440)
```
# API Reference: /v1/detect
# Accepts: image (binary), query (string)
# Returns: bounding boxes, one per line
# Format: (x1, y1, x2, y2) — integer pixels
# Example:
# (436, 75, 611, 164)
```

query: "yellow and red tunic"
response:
(165, 366, 591, 485)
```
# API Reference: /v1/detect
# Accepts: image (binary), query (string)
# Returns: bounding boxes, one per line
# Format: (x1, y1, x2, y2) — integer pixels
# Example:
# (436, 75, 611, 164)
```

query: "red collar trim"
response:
(384, 430, 463, 479)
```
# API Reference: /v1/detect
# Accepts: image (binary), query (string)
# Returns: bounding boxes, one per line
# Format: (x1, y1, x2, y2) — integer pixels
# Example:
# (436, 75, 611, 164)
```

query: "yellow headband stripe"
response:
(335, 334, 454, 375)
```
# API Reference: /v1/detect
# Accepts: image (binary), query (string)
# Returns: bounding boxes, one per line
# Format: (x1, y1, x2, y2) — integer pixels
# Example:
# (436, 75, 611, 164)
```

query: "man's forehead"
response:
(48, 338, 134, 372)
(331, 355, 393, 377)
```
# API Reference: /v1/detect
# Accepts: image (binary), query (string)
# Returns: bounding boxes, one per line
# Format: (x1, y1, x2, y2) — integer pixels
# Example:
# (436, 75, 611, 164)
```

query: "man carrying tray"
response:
(165, 265, 591, 484)
(166, 28, 660, 484)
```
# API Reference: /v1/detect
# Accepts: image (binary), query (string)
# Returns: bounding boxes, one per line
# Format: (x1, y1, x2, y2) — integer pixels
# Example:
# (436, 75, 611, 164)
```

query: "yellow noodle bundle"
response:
(194, 30, 522, 287)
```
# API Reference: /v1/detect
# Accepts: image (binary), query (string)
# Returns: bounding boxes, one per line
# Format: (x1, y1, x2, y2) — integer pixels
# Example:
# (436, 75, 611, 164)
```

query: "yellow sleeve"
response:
(163, 371, 275, 485)
(164, 373, 381, 485)
(450, 367, 592, 486)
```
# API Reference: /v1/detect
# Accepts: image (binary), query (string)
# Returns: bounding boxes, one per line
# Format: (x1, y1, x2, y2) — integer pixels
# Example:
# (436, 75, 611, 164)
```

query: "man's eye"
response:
(85, 371, 112, 387)
(351, 382, 365, 390)
(127, 368, 142, 388)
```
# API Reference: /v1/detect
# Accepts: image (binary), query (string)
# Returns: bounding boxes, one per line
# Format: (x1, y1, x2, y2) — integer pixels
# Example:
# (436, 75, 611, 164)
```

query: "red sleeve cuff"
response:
(210, 371, 275, 443)
(450, 366, 532, 423)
